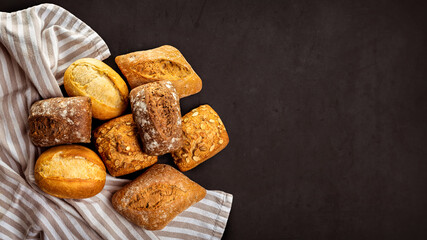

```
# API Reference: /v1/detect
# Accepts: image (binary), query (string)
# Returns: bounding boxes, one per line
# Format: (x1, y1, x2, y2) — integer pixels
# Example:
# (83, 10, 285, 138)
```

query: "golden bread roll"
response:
(172, 105, 229, 171)
(93, 114, 158, 177)
(115, 45, 202, 98)
(64, 58, 129, 120)
(112, 164, 206, 230)
(34, 145, 106, 199)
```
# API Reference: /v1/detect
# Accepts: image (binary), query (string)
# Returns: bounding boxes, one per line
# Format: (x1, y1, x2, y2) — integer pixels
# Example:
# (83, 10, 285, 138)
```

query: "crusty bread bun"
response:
(112, 164, 206, 230)
(115, 45, 202, 98)
(129, 81, 183, 156)
(64, 58, 129, 120)
(34, 145, 106, 199)
(93, 114, 158, 177)
(28, 96, 92, 147)
(172, 104, 229, 171)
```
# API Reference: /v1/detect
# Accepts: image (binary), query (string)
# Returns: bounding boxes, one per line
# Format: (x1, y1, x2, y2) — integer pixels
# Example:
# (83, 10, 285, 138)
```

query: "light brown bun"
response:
(172, 105, 229, 171)
(64, 58, 129, 120)
(112, 164, 206, 230)
(115, 45, 202, 98)
(34, 145, 106, 199)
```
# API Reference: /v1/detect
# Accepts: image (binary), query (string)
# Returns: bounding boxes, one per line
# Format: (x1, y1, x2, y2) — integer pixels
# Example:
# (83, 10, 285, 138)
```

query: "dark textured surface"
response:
(2, 0, 427, 239)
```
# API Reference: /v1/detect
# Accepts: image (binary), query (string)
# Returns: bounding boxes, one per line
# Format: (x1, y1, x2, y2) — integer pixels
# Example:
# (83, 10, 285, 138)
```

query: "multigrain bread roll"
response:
(172, 105, 229, 171)
(112, 164, 206, 230)
(130, 81, 183, 155)
(34, 145, 106, 199)
(28, 96, 92, 147)
(64, 58, 129, 120)
(115, 45, 202, 98)
(93, 114, 158, 177)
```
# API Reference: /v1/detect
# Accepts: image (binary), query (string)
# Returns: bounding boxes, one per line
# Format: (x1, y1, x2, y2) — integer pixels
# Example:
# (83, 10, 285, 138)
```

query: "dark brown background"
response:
(2, 0, 427, 239)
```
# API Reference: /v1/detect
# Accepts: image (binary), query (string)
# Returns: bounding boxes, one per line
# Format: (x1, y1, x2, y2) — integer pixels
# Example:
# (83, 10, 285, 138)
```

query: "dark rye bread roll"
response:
(130, 81, 183, 155)
(28, 97, 92, 147)
(112, 164, 206, 230)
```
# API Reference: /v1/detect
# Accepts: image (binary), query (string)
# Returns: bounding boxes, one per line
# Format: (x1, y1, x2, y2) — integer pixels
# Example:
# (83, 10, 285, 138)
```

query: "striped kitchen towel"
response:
(0, 3, 232, 240)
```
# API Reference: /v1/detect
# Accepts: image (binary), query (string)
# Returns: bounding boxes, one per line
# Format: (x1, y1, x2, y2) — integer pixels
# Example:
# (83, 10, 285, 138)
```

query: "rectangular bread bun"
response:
(172, 105, 229, 171)
(93, 114, 157, 177)
(130, 81, 183, 155)
(115, 45, 202, 98)
(112, 164, 206, 230)
(28, 96, 92, 147)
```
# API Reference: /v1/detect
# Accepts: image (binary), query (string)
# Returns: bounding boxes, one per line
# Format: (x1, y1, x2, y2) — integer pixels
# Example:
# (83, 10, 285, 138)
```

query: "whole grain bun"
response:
(172, 105, 229, 171)
(93, 114, 158, 177)
(115, 45, 202, 98)
(112, 164, 206, 230)
(130, 81, 183, 155)
(28, 96, 92, 147)
(64, 58, 129, 120)
(34, 145, 106, 199)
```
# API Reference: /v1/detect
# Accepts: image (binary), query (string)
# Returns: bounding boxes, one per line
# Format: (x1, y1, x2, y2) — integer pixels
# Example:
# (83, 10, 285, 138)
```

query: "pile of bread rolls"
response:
(29, 45, 229, 230)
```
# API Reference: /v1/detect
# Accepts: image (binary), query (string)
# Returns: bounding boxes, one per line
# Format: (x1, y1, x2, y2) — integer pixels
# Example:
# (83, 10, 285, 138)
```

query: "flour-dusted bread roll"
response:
(115, 45, 202, 98)
(130, 81, 183, 155)
(93, 114, 158, 177)
(28, 96, 92, 147)
(34, 145, 106, 199)
(64, 58, 129, 120)
(172, 105, 229, 171)
(112, 164, 206, 230)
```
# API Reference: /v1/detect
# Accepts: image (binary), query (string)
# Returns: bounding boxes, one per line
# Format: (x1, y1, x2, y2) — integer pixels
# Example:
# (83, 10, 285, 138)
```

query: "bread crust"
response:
(115, 45, 202, 98)
(93, 114, 158, 176)
(172, 105, 229, 171)
(34, 145, 106, 199)
(28, 96, 92, 147)
(130, 81, 183, 155)
(112, 164, 206, 230)
(64, 58, 129, 120)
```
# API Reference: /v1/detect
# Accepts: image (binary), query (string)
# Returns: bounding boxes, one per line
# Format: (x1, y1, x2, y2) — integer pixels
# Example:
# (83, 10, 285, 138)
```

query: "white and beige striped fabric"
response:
(0, 4, 232, 240)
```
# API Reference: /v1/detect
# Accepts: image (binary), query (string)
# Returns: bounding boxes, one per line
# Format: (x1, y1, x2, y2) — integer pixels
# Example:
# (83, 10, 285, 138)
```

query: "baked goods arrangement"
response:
(29, 45, 229, 230)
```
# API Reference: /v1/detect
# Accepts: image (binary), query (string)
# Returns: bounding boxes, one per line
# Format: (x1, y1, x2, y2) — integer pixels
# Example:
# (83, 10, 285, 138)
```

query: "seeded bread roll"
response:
(172, 105, 229, 171)
(34, 145, 106, 199)
(112, 164, 206, 230)
(115, 45, 202, 98)
(130, 81, 183, 155)
(28, 96, 92, 147)
(64, 58, 129, 120)
(93, 114, 158, 177)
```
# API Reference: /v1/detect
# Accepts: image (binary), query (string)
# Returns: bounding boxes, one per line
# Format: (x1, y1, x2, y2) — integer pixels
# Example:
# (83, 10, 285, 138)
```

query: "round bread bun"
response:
(64, 58, 129, 120)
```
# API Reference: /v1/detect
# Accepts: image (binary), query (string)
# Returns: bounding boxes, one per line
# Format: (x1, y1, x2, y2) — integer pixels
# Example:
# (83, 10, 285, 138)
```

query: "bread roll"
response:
(172, 105, 229, 171)
(93, 114, 158, 177)
(130, 81, 183, 155)
(112, 164, 206, 230)
(29, 96, 92, 147)
(34, 145, 106, 199)
(64, 58, 129, 120)
(115, 45, 202, 98)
